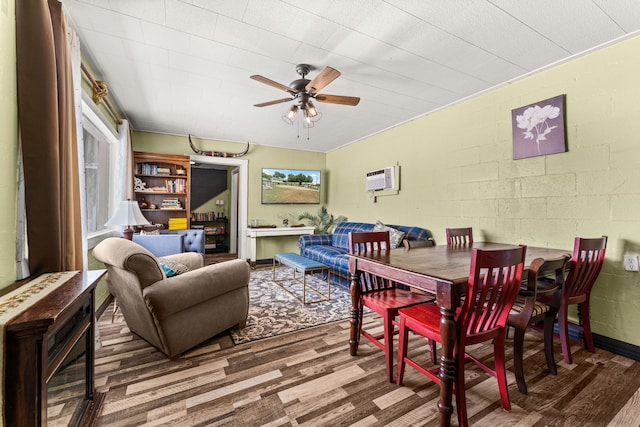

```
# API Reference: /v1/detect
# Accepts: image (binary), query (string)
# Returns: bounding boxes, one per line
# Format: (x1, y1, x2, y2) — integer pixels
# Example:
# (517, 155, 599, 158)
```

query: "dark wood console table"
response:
(4, 269, 106, 426)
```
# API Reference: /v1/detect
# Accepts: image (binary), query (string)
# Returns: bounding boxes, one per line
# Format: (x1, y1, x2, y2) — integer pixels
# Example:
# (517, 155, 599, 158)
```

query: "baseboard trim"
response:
(562, 324, 640, 361)
(96, 294, 114, 319)
(594, 333, 640, 361)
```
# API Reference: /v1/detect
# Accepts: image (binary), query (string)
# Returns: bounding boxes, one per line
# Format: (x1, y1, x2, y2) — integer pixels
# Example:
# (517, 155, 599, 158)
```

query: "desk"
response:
(246, 226, 315, 265)
(348, 242, 570, 427)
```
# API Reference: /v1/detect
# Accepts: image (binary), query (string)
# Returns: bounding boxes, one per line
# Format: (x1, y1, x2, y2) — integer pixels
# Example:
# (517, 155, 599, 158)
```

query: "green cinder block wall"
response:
(327, 34, 640, 347)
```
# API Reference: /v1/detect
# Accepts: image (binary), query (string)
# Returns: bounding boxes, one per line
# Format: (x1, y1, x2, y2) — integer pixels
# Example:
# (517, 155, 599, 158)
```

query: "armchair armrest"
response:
(298, 234, 332, 251)
(143, 259, 250, 320)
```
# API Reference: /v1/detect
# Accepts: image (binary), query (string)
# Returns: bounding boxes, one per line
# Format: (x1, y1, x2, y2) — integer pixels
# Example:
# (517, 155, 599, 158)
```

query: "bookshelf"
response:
(133, 152, 191, 229)
(191, 213, 228, 252)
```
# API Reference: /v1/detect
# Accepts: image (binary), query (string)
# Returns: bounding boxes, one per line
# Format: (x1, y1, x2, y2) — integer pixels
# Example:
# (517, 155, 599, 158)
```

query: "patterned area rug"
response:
(230, 268, 354, 344)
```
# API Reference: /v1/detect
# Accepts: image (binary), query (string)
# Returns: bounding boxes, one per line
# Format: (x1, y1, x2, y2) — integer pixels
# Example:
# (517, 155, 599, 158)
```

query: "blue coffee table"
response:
(272, 253, 331, 304)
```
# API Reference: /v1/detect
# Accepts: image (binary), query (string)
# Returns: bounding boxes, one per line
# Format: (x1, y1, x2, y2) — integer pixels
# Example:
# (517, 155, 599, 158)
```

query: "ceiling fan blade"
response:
(315, 94, 360, 106)
(305, 66, 341, 94)
(250, 75, 295, 94)
(254, 98, 294, 107)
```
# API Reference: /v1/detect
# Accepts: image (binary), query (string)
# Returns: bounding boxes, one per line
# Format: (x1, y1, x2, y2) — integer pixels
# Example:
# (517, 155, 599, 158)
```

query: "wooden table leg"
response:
(438, 305, 456, 427)
(349, 271, 361, 356)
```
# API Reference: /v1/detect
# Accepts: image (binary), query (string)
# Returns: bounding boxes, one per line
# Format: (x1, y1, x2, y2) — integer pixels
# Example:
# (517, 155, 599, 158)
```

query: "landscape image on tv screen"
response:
(262, 168, 321, 204)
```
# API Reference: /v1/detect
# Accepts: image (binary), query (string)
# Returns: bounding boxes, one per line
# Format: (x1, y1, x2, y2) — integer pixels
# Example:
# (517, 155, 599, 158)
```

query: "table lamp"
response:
(216, 199, 225, 218)
(105, 200, 151, 240)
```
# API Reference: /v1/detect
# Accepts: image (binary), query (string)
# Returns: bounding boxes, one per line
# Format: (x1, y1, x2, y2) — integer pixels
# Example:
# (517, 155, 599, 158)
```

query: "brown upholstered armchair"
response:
(93, 237, 249, 358)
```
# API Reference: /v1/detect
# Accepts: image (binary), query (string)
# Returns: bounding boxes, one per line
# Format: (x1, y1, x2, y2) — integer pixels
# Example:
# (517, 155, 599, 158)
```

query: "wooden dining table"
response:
(347, 242, 571, 427)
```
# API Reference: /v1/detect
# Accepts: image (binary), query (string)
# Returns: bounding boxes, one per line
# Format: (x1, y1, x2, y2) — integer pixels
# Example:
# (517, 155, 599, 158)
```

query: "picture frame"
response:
(512, 94, 567, 160)
(261, 168, 321, 204)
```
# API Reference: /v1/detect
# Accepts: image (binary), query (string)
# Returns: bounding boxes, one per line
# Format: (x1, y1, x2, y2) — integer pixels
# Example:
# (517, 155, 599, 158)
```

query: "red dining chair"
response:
(554, 236, 607, 364)
(348, 231, 434, 383)
(507, 254, 570, 394)
(446, 227, 473, 246)
(397, 246, 526, 426)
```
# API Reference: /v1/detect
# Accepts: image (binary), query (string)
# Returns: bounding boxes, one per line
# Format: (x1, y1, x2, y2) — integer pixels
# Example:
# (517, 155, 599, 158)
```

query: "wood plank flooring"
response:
(95, 299, 640, 426)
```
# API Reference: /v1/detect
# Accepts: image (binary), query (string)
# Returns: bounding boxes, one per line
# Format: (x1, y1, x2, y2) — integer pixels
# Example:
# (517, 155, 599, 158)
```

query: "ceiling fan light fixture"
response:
(307, 100, 318, 117)
(282, 105, 298, 125)
(302, 114, 315, 128)
(303, 109, 312, 124)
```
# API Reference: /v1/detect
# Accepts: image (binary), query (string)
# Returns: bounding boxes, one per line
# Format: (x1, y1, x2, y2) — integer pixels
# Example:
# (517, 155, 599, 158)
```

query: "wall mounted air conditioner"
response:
(366, 166, 396, 191)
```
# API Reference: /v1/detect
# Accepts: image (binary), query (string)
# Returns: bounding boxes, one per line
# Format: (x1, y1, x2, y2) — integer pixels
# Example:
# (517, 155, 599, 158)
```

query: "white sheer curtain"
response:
(69, 20, 86, 271)
(114, 120, 131, 206)
(15, 138, 29, 280)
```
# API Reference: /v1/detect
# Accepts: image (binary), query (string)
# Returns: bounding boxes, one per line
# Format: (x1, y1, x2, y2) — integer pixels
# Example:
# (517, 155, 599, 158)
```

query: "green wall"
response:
(132, 131, 327, 257)
(327, 35, 640, 347)
(0, 0, 17, 290)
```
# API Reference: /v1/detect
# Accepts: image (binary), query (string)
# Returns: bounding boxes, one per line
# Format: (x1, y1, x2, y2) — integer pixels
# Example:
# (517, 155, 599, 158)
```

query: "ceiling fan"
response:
(250, 64, 360, 127)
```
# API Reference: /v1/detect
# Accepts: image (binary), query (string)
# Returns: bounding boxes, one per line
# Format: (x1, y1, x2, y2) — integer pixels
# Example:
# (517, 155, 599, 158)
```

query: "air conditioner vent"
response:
(366, 167, 395, 191)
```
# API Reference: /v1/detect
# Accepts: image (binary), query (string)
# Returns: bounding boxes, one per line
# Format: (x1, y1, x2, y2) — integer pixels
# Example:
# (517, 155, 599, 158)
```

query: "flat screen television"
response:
(262, 168, 321, 204)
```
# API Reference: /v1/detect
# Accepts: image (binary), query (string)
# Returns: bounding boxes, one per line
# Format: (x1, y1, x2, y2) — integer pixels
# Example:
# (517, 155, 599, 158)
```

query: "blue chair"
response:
(132, 229, 205, 257)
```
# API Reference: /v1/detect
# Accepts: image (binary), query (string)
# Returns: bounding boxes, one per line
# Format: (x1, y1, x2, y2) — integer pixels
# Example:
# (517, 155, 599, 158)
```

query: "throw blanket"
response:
(0, 271, 79, 425)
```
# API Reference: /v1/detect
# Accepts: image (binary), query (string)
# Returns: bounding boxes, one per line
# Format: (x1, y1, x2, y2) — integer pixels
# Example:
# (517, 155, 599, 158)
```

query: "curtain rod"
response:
(80, 62, 122, 125)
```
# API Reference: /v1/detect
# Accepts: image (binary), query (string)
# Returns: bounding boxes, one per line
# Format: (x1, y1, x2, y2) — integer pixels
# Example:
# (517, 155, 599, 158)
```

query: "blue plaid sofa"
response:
(298, 221, 434, 288)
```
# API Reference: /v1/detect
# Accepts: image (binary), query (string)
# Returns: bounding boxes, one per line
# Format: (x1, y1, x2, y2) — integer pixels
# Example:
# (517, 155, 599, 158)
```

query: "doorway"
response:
(190, 155, 248, 260)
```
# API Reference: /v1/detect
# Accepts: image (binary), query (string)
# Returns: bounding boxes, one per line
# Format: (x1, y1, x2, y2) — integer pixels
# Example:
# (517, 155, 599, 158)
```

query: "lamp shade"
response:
(105, 200, 150, 239)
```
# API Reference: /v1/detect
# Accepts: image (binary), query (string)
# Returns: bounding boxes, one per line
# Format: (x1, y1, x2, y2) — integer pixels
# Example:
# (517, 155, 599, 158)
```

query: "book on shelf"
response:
(168, 217, 188, 230)
(165, 178, 186, 193)
(137, 163, 161, 175)
(191, 211, 217, 222)
(161, 198, 182, 210)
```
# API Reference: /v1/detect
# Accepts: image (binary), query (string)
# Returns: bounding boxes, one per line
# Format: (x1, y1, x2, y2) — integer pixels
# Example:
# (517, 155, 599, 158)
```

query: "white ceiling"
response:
(63, 0, 640, 153)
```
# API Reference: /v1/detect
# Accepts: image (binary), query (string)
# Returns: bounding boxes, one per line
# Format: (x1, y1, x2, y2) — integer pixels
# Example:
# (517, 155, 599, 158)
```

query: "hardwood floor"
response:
(95, 297, 640, 426)
(204, 251, 238, 265)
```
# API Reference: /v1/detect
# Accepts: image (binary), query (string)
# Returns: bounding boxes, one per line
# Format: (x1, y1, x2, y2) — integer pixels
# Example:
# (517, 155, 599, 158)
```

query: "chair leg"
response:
(512, 326, 528, 394)
(494, 334, 511, 411)
(543, 313, 557, 375)
(111, 298, 119, 323)
(354, 305, 364, 353)
(384, 312, 395, 383)
(455, 351, 469, 427)
(396, 317, 409, 386)
(558, 306, 573, 364)
(429, 339, 437, 365)
(579, 301, 595, 353)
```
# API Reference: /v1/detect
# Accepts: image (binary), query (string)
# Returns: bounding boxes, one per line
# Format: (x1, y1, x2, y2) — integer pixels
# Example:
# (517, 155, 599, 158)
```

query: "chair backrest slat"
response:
(565, 236, 607, 299)
(462, 246, 526, 339)
(349, 231, 390, 254)
(446, 227, 473, 247)
(349, 231, 394, 293)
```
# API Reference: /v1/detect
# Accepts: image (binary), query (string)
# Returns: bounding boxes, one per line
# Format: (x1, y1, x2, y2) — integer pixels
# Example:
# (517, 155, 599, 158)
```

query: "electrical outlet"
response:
(624, 254, 639, 272)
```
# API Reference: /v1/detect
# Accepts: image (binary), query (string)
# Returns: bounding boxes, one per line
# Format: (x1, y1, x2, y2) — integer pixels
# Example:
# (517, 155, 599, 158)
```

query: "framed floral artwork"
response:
(512, 94, 567, 160)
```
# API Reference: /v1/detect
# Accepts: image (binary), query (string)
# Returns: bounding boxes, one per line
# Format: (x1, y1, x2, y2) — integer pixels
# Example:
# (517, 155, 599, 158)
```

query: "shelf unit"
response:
(192, 217, 228, 253)
(133, 152, 191, 229)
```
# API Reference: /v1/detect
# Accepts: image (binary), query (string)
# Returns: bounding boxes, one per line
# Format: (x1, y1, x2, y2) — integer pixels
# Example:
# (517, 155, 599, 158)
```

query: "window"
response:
(83, 119, 111, 233)
(80, 99, 121, 244)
